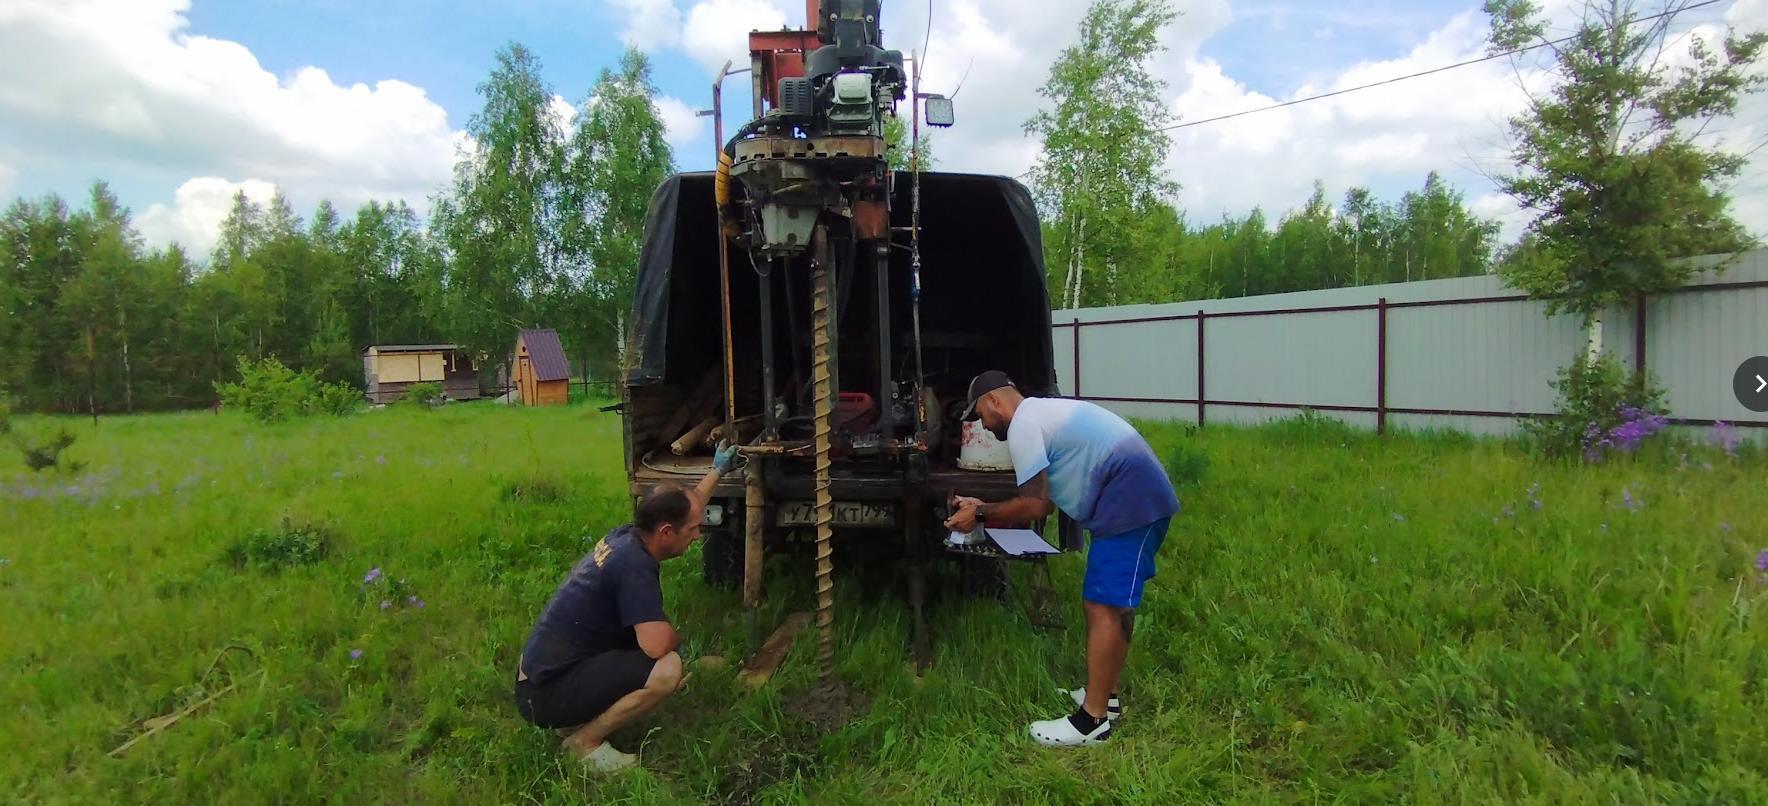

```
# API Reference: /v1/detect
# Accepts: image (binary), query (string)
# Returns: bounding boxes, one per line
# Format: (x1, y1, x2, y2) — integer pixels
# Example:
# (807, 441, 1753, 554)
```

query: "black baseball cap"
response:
(960, 370, 1015, 421)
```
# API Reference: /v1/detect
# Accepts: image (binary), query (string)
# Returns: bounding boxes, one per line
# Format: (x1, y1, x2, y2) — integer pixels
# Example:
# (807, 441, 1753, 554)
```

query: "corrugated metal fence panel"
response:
(1648, 252, 1768, 425)
(1386, 297, 1584, 416)
(1053, 250, 1768, 438)
(1078, 319, 1197, 402)
(1206, 310, 1376, 408)
(1053, 323, 1077, 396)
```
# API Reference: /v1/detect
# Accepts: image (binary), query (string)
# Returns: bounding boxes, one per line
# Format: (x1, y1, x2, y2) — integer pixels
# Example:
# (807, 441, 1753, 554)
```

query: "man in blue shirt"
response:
(945, 371, 1179, 747)
(514, 446, 737, 773)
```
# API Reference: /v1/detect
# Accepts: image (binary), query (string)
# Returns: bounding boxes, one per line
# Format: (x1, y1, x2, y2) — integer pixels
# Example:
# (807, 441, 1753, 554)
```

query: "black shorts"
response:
(513, 649, 657, 729)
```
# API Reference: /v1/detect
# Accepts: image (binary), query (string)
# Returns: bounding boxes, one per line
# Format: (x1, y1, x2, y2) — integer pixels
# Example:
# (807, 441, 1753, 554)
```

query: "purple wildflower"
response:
(1621, 488, 1641, 512)
(375, 455, 387, 466)
(1502, 504, 1516, 519)
(1756, 549, 1768, 574)
(416, 599, 426, 609)
(364, 567, 382, 585)
(1392, 513, 1406, 523)
(349, 649, 364, 661)
(1720, 522, 1733, 533)
(379, 600, 391, 610)
(1712, 422, 1740, 457)
(407, 595, 418, 606)
(1530, 499, 1543, 511)
(331, 470, 344, 480)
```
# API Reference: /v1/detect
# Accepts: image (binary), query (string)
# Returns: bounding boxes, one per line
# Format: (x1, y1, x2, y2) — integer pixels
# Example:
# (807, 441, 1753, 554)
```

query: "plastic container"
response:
(957, 419, 1014, 471)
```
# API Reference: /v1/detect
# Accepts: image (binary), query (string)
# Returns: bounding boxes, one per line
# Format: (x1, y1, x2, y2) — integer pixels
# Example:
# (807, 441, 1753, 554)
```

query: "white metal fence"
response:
(1051, 250, 1768, 438)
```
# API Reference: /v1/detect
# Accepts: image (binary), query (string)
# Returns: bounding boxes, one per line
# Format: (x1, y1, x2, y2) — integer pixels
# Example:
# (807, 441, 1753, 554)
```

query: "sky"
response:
(1, 0, 1765, 257)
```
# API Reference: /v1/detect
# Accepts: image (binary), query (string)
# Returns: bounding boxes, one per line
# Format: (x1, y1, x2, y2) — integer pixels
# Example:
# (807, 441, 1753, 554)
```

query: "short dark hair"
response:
(635, 485, 695, 533)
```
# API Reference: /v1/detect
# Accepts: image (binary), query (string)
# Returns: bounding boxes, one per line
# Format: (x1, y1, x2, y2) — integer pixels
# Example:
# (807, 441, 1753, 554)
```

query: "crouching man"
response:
(513, 446, 737, 773)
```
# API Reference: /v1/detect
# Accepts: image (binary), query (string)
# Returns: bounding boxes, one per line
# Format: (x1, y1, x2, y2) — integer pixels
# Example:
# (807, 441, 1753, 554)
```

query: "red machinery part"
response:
(837, 391, 877, 433)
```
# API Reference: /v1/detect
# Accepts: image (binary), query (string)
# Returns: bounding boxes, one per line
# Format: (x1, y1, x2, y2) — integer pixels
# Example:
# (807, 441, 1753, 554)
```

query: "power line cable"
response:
(1159, 0, 1725, 133)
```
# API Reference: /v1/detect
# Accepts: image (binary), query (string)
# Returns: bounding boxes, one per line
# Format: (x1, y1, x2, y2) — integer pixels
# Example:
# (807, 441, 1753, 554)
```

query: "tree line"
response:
(1, 46, 674, 415)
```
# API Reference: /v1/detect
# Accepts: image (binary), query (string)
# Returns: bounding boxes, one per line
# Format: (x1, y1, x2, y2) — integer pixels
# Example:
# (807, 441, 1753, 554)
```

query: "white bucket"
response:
(957, 419, 1015, 471)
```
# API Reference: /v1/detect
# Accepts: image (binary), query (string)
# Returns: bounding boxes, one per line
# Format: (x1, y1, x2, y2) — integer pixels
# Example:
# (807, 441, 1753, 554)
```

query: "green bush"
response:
(1524, 352, 1669, 461)
(1, 397, 84, 473)
(403, 382, 444, 408)
(1162, 442, 1210, 488)
(215, 357, 360, 422)
(227, 519, 333, 571)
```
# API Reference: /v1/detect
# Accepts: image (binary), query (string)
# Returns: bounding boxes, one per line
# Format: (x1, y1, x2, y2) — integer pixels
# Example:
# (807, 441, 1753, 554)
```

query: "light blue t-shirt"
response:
(1006, 397, 1180, 536)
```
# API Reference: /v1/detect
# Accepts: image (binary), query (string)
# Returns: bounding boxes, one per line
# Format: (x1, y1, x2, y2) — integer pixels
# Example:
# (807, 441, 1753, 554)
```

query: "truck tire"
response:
(700, 529, 741, 589)
(959, 554, 1009, 601)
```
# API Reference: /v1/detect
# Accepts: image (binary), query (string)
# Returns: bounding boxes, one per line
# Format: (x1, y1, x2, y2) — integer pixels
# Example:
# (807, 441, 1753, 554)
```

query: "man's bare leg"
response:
(563, 651, 684, 755)
(1081, 602, 1134, 719)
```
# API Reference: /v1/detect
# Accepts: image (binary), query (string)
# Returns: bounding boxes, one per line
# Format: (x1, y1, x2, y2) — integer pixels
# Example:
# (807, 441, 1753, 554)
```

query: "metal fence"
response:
(1052, 250, 1768, 437)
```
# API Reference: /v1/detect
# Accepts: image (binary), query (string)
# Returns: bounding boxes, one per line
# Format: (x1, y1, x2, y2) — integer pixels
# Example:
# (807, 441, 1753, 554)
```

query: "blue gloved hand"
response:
(714, 444, 740, 474)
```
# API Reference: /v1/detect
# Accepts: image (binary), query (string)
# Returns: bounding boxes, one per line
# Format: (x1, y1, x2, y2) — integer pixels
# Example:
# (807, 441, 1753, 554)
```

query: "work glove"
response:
(713, 444, 740, 474)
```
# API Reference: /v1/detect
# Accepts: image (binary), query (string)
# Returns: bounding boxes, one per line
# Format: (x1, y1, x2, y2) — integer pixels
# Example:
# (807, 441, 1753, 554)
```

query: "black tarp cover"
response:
(626, 171, 1056, 394)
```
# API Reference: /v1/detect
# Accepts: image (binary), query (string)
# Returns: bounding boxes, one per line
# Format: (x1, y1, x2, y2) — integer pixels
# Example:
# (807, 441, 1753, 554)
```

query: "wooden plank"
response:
(740, 611, 812, 689)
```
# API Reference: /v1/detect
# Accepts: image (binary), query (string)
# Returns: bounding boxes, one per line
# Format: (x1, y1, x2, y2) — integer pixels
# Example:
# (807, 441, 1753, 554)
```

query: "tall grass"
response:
(1, 405, 1762, 802)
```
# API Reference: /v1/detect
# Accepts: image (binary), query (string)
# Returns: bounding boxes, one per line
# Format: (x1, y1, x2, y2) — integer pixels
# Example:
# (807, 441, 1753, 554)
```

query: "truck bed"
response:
(628, 452, 1023, 502)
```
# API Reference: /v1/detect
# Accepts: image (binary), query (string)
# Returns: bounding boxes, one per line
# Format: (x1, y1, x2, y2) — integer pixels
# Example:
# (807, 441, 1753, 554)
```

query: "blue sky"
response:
(1, 0, 1762, 254)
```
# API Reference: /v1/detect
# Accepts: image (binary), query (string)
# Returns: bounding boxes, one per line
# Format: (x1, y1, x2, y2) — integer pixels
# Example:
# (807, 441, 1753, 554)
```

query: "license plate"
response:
(775, 501, 897, 528)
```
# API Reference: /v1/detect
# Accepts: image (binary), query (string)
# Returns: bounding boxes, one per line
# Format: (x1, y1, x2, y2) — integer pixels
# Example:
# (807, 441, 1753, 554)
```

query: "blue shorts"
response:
(1082, 518, 1171, 609)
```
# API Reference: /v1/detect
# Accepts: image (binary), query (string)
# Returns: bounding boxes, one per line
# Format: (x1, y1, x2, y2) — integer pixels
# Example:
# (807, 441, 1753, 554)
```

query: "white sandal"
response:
(1029, 713, 1112, 747)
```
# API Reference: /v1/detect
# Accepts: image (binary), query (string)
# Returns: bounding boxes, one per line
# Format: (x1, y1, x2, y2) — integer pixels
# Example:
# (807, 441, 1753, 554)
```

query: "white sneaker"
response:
(1066, 687, 1123, 721)
(576, 741, 639, 773)
(1029, 713, 1112, 747)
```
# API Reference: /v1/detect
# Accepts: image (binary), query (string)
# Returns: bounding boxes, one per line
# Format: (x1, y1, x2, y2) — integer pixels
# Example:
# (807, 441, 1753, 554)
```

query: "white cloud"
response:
(654, 95, 708, 154)
(547, 94, 578, 140)
(0, 0, 460, 249)
(682, 0, 791, 73)
(610, 0, 683, 49)
(137, 176, 279, 256)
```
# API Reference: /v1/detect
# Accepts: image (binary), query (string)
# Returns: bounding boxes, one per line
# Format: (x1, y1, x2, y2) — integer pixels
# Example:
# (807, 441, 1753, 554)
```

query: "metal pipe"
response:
(713, 62, 739, 431)
(908, 49, 928, 437)
(760, 257, 779, 435)
(874, 241, 894, 439)
(744, 466, 766, 649)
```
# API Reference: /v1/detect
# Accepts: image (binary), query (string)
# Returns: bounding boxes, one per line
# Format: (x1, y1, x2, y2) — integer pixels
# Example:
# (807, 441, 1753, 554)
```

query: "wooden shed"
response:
(512, 329, 571, 406)
(362, 344, 481, 404)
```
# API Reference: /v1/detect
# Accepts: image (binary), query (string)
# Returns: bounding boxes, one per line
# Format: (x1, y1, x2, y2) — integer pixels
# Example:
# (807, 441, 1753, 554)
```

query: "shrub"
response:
(1162, 442, 1210, 488)
(1, 398, 84, 473)
(403, 382, 444, 408)
(1524, 352, 1669, 461)
(227, 519, 333, 570)
(216, 357, 360, 422)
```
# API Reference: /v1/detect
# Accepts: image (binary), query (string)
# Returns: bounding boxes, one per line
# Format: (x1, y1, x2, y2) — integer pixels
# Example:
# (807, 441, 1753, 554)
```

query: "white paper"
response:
(985, 528, 1060, 556)
(946, 529, 986, 547)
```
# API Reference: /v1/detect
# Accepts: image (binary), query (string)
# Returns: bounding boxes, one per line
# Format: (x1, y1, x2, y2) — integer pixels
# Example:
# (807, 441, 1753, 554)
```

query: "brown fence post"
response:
(1196, 310, 1206, 427)
(1376, 297, 1388, 435)
(1071, 317, 1081, 398)
(1634, 293, 1647, 375)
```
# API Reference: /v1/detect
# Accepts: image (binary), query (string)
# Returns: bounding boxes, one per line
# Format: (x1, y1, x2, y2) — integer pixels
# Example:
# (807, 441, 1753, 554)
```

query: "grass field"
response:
(3, 403, 1765, 803)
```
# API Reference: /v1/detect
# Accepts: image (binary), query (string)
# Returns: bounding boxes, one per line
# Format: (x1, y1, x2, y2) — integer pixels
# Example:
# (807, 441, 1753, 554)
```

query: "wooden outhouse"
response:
(512, 329, 570, 406)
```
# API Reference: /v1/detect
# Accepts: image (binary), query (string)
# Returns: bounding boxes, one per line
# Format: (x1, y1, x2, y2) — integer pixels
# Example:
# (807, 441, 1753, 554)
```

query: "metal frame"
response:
(1056, 280, 1768, 430)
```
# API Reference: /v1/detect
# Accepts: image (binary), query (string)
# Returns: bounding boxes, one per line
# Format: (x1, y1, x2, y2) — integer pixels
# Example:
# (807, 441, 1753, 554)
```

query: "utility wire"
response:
(1156, 0, 1727, 133)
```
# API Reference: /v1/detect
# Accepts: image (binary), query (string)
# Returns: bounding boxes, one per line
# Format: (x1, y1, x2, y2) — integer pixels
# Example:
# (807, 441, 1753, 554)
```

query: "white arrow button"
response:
(1758, 375, 1767, 394)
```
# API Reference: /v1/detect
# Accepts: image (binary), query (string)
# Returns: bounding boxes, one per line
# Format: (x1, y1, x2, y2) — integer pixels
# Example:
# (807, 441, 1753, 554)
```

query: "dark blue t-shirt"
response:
(519, 525, 666, 685)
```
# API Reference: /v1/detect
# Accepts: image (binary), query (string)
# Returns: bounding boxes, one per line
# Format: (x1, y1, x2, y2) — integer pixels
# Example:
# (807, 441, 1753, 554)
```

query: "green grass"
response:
(2, 405, 1764, 803)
